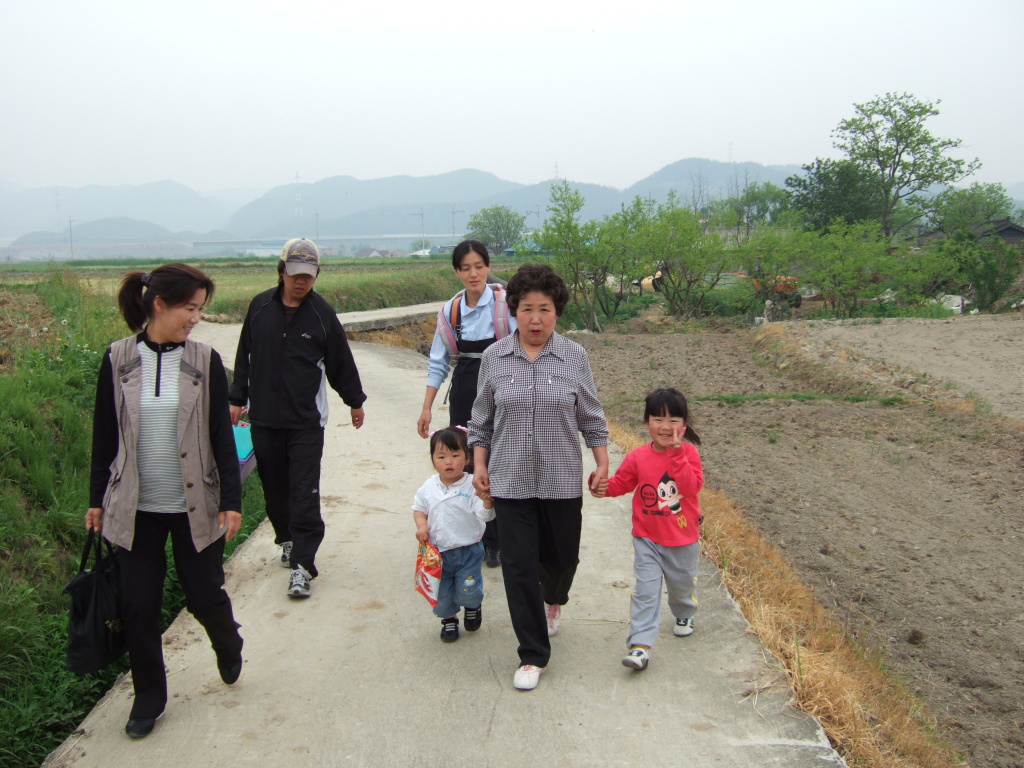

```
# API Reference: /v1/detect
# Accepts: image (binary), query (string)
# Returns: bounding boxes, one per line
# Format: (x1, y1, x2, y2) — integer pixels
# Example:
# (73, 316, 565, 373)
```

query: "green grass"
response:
(0, 258, 514, 322)
(0, 272, 267, 768)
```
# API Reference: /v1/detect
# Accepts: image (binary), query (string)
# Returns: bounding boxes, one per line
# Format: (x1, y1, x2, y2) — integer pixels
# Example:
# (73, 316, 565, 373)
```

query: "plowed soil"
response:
(575, 314, 1024, 768)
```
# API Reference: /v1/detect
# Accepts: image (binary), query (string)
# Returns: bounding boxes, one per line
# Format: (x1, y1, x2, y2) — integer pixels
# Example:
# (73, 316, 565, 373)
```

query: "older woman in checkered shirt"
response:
(469, 263, 609, 691)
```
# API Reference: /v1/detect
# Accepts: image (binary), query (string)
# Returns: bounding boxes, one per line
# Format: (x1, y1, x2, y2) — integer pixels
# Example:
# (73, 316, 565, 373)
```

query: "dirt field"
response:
(576, 313, 1024, 768)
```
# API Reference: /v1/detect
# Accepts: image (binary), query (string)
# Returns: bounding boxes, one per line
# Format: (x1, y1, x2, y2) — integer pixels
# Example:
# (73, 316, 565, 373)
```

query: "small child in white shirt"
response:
(413, 426, 495, 642)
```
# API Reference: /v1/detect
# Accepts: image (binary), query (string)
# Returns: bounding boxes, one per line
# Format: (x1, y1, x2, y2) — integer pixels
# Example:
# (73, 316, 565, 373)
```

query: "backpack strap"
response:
(489, 284, 512, 340)
(436, 291, 465, 358)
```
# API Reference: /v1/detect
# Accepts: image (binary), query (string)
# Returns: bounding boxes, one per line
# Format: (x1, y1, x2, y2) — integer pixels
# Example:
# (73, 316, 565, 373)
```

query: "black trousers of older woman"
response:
(493, 496, 582, 668)
(119, 511, 242, 720)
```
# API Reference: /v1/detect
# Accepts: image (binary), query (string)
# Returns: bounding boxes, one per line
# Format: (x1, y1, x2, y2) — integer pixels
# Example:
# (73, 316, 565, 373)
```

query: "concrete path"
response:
(45, 314, 844, 768)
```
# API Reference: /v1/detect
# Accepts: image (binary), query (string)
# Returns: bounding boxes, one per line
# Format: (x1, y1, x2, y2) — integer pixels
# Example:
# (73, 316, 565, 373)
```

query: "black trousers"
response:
(493, 497, 582, 667)
(450, 351, 498, 549)
(251, 426, 325, 577)
(119, 511, 242, 720)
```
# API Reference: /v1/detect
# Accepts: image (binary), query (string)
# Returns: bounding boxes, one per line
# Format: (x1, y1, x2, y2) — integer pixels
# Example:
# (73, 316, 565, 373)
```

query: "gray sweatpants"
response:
(628, 536, 700, 648)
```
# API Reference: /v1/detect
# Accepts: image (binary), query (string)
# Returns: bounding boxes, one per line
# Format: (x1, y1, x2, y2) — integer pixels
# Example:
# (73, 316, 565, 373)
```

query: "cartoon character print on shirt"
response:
(639, 471, 688, 527)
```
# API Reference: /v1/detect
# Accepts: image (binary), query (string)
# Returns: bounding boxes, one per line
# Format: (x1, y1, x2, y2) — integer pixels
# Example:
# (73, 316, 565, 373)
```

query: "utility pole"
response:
(413, 207, 425, 249)
(451, 205, 464, 242)
(69, 218, 75, 260)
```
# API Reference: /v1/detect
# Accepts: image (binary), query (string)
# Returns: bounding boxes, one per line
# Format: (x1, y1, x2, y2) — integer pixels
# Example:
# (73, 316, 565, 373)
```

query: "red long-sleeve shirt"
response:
(605, 442, 703, 547)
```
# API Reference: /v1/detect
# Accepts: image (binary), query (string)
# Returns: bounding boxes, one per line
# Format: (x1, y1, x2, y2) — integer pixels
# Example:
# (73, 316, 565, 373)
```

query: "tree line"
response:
(463, 93, 1023, 330)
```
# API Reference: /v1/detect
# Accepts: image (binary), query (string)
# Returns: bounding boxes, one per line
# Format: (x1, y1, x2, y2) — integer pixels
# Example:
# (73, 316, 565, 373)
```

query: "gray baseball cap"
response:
(281, 238, 320, 277)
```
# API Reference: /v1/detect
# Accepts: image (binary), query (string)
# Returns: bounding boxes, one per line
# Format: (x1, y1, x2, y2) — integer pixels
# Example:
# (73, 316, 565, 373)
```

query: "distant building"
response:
(916, 219, 1024, 248)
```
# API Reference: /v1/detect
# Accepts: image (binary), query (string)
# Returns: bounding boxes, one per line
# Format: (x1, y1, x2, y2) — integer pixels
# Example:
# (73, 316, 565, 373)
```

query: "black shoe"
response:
(464, 605, 482, 632)
(218, 654, 243, 685)
(484, 547, 501, 568)
(125, 710, 164, 739)
(440, 617, 459, 643)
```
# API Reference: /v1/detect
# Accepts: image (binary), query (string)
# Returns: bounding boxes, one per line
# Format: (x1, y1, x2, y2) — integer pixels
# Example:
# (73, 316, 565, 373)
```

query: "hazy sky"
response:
(2, 0, 1022, 195)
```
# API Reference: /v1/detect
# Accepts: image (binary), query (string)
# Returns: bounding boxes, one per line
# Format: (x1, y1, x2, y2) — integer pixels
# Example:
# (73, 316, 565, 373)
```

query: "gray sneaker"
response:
(674, 617, 695, 637)
(622, 647, 650, 671)
(280, 541, 293, 568)
(288, 565, 311, 598)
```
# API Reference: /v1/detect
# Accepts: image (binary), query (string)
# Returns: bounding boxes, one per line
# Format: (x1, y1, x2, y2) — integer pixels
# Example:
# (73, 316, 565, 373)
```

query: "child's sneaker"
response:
(545, 603, 562, 637)
(279, 541, 293, 568)
(674, 617, 695, 637)
(621, 647, 650, 671)
(440, 617, 459, 643)
(464, 605, 482, 632)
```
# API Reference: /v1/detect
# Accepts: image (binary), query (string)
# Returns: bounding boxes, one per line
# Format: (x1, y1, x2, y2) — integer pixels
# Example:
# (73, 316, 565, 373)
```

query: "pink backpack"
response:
(436, 284, 512, 358)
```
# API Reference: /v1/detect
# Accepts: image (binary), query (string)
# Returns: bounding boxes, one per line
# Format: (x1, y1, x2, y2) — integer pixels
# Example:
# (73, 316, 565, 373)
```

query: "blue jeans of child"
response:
(433, 542, 485, 619)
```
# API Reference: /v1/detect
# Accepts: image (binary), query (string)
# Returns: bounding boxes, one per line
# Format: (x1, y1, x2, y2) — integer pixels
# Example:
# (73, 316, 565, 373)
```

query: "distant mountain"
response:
(11, 217, 237, 247)
(253, 179, 627, 240)
(227, 169, 523, 237)
(627, 158, 805, 201)
(6, 162, 1018, 251)
(0, 180, 231, 239)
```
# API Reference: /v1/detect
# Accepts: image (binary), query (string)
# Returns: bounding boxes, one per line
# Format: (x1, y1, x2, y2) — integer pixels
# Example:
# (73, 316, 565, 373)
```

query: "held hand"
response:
(417, 409, 431, 439)
(350, 407, 365, 429)
(588, 466, 608, 496)
(85, 507, 104, 532)
(229, 405, 245, 426)
(473, 467, 490, 497)
(415, 526, 430, 543)
(219, 511, 242, 542)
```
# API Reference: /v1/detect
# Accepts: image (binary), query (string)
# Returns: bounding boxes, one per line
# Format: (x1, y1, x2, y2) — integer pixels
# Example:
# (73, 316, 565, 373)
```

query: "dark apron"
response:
(447, 336, 495, 429)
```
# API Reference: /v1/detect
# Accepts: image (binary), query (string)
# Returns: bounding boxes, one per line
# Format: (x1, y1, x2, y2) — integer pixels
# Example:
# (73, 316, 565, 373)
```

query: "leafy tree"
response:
(409, 238, 432, 251)
(713, 177, 792, 241)
(537, 182, 602, 331)
(965, 236, 1022, 310)
(595, 197, 657, 321)
(465, 205, 526, 254)
(734, 228, 809, 313)
(929, 182, 1019, 234)
(832, 92, 980, 238)
(786, 158, 884, 231)
(801, 221, 897, 317)
(647, 196, 729, 318)
(895, 241, 961, 300)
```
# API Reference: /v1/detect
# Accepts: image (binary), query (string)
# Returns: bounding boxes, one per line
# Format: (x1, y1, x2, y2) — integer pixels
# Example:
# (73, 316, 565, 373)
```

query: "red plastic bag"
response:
(414, 541, 442, 606)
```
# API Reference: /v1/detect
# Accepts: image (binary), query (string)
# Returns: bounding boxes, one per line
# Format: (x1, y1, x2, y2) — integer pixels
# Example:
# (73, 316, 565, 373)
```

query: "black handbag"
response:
(63, 528, 127, 675)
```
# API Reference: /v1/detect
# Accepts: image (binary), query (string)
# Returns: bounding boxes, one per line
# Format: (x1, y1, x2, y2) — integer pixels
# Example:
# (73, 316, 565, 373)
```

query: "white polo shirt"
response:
(412, 472, 495, 552)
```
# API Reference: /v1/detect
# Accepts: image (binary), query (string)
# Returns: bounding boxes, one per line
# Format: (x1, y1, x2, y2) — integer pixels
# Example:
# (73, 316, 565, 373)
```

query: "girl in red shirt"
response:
(597, 388, 703, 671)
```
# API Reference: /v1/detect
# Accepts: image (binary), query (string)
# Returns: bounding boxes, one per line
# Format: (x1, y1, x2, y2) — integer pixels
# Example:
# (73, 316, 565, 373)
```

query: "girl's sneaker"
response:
(545, 603, 562, 637)
(464, 605, 482, 631)
(440, 617, 460, 643)
(674, 617, 695, 637)
(622, 647, 650, 670)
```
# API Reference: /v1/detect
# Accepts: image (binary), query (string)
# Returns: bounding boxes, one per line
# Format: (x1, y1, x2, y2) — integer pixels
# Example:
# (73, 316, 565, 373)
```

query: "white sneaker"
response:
(674, 617, 695, 637)
(545, 603, 561, 637)
(622, 647, 650, 670)
(279, 541, 293, 568)
(288, 565, 311, 598)
(513, 664, 545, 690)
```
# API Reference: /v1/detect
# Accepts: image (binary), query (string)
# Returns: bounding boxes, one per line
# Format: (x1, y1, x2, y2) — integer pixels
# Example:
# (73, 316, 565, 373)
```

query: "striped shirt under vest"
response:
(137, 342, 188, 513)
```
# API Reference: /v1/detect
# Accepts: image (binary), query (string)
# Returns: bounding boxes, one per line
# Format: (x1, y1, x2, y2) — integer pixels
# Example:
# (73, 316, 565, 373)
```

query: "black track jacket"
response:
(229, 285, 366, 429)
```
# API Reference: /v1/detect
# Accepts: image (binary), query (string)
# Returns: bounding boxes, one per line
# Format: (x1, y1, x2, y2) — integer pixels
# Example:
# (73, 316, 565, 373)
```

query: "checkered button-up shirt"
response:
(469, 331, 608, 500)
